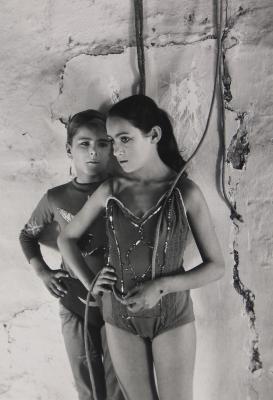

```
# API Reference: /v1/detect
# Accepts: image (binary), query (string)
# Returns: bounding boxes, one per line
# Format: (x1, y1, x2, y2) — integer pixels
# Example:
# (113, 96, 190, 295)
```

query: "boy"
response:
(19, 110, 123, 400)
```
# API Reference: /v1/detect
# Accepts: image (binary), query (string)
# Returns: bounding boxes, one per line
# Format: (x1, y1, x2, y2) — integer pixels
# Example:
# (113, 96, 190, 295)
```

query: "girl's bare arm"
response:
(159, 179, 225, 294)
(57, 180, 112, 289)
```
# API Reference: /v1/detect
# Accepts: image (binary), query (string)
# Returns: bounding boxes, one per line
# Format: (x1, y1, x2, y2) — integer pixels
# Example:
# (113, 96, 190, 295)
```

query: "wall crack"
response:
(232, 240, 263, 373)
(224, 0, 262, 375)
(2, 302, 52, 348)
(57, 34, 216, 96)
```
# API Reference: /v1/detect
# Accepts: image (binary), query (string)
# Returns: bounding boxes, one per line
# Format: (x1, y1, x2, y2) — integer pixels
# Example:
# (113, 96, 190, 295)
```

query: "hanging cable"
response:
(152, 0, 245, 280)
(134, 0, 241, 220)
(84, 286, 99, 400)
(217, 4, 243, 221)
(83, 271, 101, 400)
(134, 0, 146, 95)
(184, 6, 221, 166)
(83, 3, 146, 394)
(176, 0, 242, 221)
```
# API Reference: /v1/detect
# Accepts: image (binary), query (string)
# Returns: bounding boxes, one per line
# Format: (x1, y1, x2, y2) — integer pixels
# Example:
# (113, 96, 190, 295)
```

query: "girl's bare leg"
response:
(152, 322, 196, 400)
(105, 323, 158, 400)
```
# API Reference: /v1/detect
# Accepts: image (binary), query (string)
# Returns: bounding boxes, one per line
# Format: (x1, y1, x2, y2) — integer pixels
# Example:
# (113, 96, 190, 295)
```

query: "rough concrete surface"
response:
(1, 0, 273, 399)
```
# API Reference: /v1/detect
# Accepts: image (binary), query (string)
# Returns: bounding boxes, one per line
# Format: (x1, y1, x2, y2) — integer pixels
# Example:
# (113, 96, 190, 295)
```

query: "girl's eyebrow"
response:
(106, 132, 131, 140)
(115, 132, 131, 138)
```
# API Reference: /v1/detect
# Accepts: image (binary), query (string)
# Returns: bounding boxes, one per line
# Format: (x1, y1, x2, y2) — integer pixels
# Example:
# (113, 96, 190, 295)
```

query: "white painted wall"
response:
(1, 1, 272, 399)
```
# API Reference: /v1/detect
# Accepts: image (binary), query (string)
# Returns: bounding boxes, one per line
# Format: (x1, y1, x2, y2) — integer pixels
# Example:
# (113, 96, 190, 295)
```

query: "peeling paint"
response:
(249, 337, 263, 374)
(232, 228, 263, 374)
(229, 183, 263, 374)
(222, 53, 232, 103)
(64, 33, 216, 59)
(223, 7, 262, 371)
(227, 112, 250, 169)
(200, 17, 209, 25)
(58, 65, 66, 95)
(153, 34, 216, 47)
(66, 41, 125, 56)
(233, 249, 255, 327)
(184, 11, 195, 25)
(58, 42, 126, 95)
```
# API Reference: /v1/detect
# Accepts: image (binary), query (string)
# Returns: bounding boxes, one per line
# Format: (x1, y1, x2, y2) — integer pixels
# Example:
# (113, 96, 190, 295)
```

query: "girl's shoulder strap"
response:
(175, 173, 188, 192)
(105, 176, 123, 209)
(165, 167, 188, 200)
(175, 176, 198, 199)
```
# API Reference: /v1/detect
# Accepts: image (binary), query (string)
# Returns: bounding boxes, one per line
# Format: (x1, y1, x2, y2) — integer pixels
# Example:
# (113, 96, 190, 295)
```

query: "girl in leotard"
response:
(58, 95, 225, 400)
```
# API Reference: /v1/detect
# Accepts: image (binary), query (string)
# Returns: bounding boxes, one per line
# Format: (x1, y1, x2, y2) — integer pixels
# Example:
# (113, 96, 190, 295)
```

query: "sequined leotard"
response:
(102, 179, 195, 339)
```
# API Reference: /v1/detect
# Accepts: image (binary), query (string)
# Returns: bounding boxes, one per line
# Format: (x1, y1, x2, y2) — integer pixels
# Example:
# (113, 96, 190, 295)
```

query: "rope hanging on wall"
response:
(134, 0, 146, 95)
(217, 6, 242, 222)
(83, 295, 99, 400)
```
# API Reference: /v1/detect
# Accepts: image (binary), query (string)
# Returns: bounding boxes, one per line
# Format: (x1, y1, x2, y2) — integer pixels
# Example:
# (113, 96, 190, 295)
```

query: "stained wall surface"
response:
(1, 1, 273, 399)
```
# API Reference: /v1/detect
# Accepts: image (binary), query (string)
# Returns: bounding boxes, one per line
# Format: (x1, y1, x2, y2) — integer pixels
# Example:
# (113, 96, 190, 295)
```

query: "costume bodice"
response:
(106, 183, 189, 295)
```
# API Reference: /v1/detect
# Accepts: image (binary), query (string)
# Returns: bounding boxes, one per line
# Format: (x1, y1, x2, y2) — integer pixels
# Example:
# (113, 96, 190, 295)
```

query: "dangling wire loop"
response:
(217, 1, 243, 222)
(152, 0, 243, 281)
(84, 289, 99, 400)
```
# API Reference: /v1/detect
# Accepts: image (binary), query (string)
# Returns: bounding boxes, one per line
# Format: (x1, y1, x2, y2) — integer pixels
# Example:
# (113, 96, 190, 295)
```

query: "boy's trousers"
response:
(59, 303, 124, 400)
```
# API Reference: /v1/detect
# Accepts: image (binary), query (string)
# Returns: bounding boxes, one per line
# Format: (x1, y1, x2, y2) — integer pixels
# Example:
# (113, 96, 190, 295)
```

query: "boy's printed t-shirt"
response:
(19, 179, 107, 327)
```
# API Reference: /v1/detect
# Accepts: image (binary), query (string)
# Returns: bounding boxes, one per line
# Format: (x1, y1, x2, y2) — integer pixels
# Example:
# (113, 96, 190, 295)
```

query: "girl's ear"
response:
(149, 126, 162, 144)
(66, 143, 73, 158)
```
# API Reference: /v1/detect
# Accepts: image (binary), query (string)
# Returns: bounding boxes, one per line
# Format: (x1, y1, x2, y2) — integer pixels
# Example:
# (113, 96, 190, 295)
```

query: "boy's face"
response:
(67, 124, 112, 183)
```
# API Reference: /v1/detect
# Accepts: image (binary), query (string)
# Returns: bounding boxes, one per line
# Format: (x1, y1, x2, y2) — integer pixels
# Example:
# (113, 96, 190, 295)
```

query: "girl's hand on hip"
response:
(123, 280, 163, 313)
(91, 266, 117, 297)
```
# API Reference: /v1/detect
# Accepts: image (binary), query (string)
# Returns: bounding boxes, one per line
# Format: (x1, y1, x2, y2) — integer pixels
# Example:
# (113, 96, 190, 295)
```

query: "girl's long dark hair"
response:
(108, 95, 186, 172)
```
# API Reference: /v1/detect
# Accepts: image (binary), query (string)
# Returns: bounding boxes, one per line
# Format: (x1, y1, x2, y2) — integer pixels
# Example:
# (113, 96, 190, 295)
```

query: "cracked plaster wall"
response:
(1, 1, 273, 399)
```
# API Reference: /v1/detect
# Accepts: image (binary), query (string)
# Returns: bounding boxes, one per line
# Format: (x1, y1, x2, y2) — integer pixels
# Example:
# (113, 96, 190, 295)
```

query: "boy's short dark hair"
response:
(67, 109, 106, 145)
